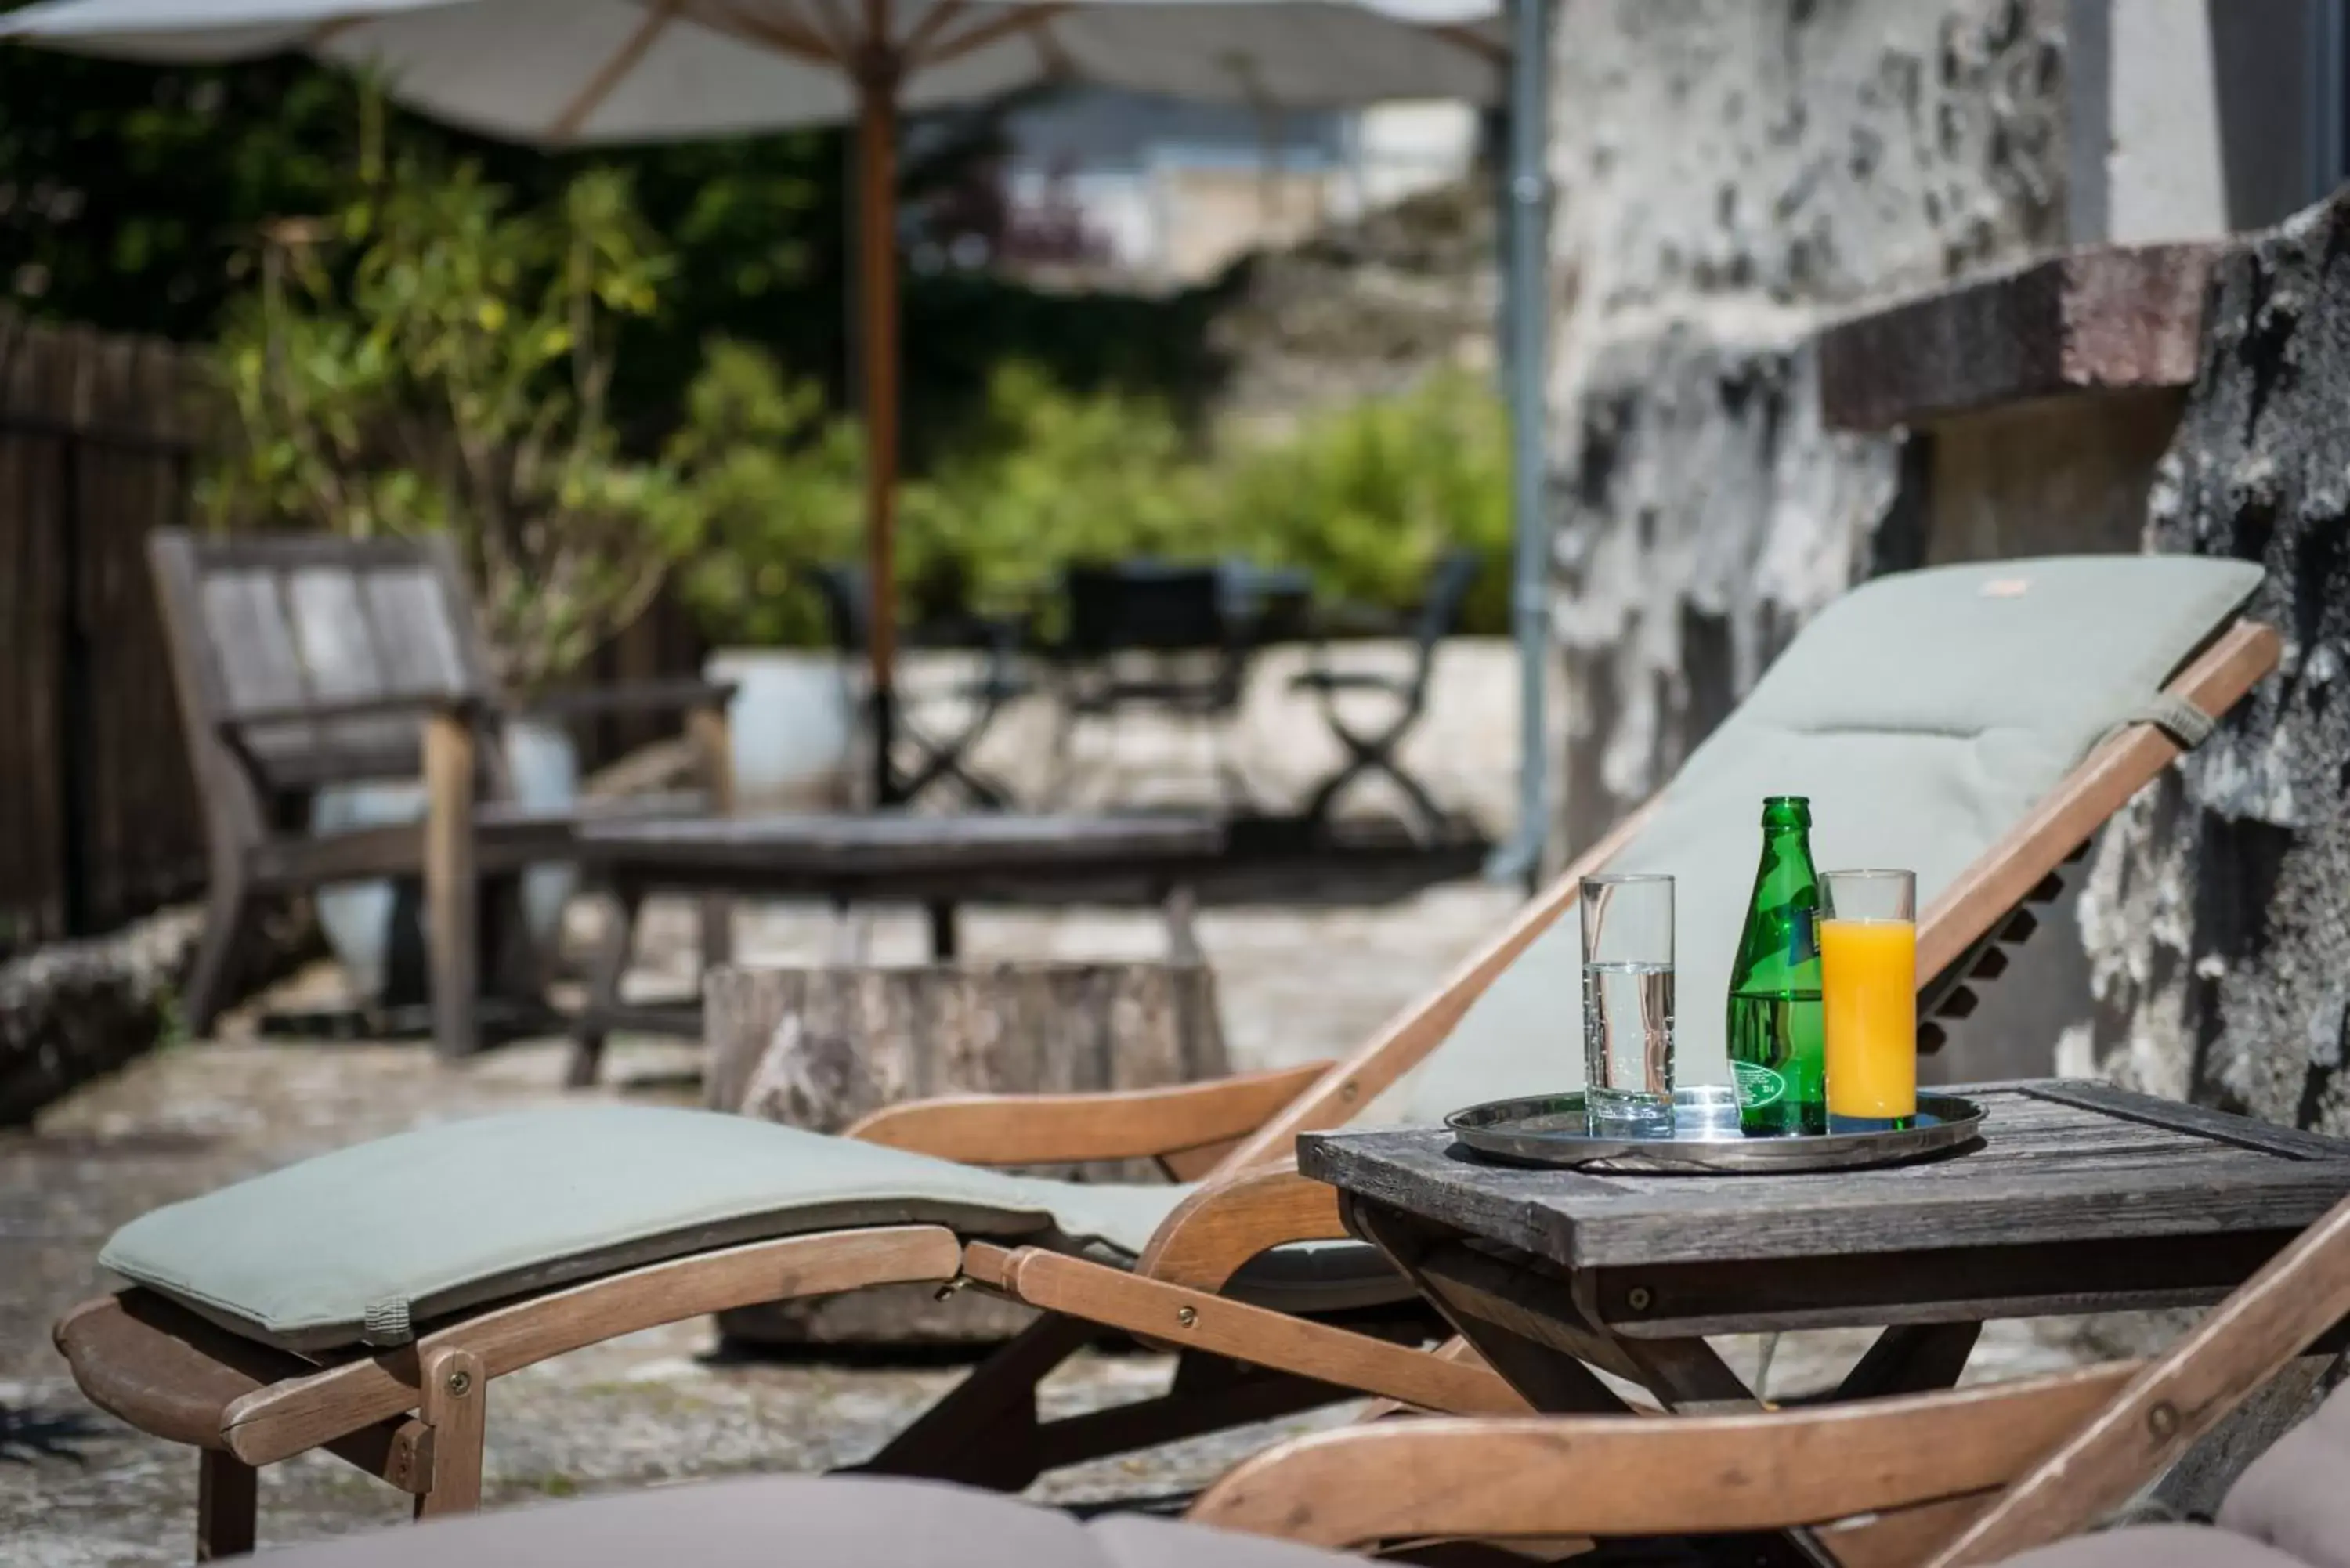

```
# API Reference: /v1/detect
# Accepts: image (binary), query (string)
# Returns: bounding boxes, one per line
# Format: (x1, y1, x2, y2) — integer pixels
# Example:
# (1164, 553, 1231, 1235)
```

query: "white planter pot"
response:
(309, 716, 580, 1004)
(504, 714, 581, 941)
(706, 648, 858, 811)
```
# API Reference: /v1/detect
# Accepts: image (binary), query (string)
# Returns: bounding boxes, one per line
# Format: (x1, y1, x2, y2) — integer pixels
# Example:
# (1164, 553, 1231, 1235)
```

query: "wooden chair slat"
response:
(287, 565, 415, 775)
(363, 567, 472, 697)
(201, 569, 308, 721)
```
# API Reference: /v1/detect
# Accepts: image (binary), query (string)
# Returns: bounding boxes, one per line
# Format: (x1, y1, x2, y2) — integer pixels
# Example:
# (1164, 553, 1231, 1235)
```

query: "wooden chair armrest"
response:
(1184, 1363, 2139, 1552)
(218, 692, 482, 732)
(1135, 1162, 1350, 1292)
(844, 1061, 1333, 1169)
(518, 679, 736, 808)
(516, 677, 736, 721)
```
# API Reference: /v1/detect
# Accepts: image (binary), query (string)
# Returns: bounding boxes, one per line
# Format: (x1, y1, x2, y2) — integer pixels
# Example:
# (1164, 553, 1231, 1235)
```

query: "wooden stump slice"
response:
(706, 959, 1227, 1347)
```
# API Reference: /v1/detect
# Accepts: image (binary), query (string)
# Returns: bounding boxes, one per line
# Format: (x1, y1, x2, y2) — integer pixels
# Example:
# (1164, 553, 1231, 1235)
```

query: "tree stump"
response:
(706, 959, 1226, 1347)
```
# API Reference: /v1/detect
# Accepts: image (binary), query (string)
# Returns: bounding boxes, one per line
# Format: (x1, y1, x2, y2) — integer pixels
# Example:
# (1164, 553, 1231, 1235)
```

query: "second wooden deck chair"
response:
(56, 556, 2282, 1554)
(133, 1186, 2350, 1568)
(148, 529, 736, 1057)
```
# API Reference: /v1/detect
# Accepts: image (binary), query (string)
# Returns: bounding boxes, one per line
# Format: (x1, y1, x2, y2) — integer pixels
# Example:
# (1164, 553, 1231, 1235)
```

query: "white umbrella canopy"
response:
(3, 0, 1502, 795)
(6, 0, 1500, 140)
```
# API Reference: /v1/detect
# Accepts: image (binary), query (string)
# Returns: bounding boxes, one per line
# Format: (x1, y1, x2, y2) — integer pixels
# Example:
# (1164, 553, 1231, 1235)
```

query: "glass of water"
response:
(1581, 873, 1675, 1134)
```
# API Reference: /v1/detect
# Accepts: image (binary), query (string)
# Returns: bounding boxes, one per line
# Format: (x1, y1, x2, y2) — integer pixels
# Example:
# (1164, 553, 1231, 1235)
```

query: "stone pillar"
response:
(1544, 0, 2070, 858)
(2073, 190, 2350, 1132)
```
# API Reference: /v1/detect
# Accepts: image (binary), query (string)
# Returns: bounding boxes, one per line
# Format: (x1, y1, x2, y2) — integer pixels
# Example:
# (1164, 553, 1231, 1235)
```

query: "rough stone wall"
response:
(0, 901, 323, 1125)
(2070, 190, 2350, 1133)
(0, 909, 198, 1126)
(1546, 0, 2070, 851)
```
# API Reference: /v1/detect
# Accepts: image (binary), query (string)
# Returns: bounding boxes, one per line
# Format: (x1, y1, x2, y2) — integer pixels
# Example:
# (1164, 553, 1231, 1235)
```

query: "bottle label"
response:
(1733, 1060, 1785, 1108)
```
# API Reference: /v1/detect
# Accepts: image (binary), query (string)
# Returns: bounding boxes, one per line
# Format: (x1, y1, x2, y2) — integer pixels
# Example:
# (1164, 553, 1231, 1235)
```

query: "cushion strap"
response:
(2133, 693, 2218, 749)
(363, 1296, 414, 1346)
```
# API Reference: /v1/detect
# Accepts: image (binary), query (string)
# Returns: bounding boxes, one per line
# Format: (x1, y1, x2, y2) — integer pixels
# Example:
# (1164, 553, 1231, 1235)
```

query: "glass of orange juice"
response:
(1820, 869, 1917, 1132)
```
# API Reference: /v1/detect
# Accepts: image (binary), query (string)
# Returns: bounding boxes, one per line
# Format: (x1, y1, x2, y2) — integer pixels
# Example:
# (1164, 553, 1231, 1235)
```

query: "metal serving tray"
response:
(1444, 1085, 1987, 1174)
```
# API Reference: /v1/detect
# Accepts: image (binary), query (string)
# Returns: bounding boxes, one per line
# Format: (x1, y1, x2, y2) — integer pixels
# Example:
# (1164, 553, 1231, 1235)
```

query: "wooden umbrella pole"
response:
(855, 20, 903, 805)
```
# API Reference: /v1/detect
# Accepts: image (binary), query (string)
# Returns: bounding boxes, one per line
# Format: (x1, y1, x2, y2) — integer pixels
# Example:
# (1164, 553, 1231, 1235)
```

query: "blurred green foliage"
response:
(667, 340, 869, 650)
(678, 348, 1509, 648)
(204, 160, 703, 689)
(1219, 376, 1511, 637)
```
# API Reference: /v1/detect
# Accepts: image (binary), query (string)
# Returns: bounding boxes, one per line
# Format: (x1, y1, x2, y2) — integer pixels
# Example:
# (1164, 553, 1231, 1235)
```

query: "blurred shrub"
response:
(913, 363, 1220, 623)
(1217, 371, 1509, 635)
(205, 160, 703, 690)
(677, 352, 1509, 648)
(664, 340, 868, 649)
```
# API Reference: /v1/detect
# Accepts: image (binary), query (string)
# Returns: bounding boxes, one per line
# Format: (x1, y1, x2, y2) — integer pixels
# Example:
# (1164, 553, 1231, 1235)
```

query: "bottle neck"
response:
(1752, 824, 1818, 906)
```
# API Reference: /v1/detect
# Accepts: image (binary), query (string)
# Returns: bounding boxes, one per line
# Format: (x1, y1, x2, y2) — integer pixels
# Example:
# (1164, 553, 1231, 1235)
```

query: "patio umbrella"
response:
(2, 0, 1503, 800)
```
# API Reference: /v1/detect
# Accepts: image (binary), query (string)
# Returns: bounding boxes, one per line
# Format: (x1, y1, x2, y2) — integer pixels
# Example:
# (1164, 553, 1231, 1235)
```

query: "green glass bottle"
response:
(1726, 796, 1827, 1136)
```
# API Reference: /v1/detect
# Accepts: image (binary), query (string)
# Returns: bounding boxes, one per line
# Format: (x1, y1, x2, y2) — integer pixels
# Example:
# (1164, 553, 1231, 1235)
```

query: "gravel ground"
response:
(2, 889, 2101, 1566)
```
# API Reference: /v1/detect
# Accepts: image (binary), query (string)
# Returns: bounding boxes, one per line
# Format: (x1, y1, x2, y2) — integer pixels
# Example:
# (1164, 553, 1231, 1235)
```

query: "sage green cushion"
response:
(103, 1106, 1190, 1352)
(1391, 555, 2261, 1122)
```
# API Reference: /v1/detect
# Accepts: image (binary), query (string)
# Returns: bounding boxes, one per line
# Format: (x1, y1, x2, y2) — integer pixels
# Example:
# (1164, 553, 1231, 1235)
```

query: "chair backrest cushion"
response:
(1388, 555, 2263, 1123)
(2218, 1378, 2350, 1568)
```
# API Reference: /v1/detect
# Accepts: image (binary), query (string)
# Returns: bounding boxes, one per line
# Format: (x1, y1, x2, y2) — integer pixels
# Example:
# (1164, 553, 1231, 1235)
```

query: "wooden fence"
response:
(0, 311, 212, 951)
(0, 310, 704, 956)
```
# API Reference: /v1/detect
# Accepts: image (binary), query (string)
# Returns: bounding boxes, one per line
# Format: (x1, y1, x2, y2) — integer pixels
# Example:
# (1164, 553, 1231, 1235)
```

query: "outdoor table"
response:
(568, 809, 1225, 1045)
(1299, 1081, 2350, 1417)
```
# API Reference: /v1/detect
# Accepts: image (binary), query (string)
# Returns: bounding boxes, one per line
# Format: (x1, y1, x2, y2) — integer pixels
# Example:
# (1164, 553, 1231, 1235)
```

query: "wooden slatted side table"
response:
(1301, 1081, 2350, 1422)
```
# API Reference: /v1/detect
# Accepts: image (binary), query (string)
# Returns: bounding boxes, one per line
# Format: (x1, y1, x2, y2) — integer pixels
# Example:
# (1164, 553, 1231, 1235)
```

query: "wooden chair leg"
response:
(493, 865, 555, 1007)
(927, 902, 960, 961)
(196, 1449, 258, 1561)
(566, 887, 638, 1089)
(855, 1313, 1094, 1490)
(688, 703, 736, 976)
(182, 873, 258, 1038)
(831, 897, 873, 965)
(414, 1347, 487, 1519)
(1162, 883, 1203, 965)
(422, 713, 480, 1061)
(698, 896, 734, 973)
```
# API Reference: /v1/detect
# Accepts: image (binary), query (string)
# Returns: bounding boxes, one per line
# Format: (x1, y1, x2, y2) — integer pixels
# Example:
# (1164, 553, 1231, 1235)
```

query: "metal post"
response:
(1484, 0, 1552, 891)
(855, 36, 903, 807)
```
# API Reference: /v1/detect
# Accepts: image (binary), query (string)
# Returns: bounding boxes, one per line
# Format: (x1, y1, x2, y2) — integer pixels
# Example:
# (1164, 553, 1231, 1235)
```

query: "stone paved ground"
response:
(4, 888, 2101, 1566)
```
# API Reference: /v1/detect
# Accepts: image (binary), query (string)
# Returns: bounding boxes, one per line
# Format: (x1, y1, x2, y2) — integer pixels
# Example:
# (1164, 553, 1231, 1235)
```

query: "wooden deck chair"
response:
(189, 1185, 2350, 1568)
(148, 529, 735, 1057)
(55, 557, 2282, 1557)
